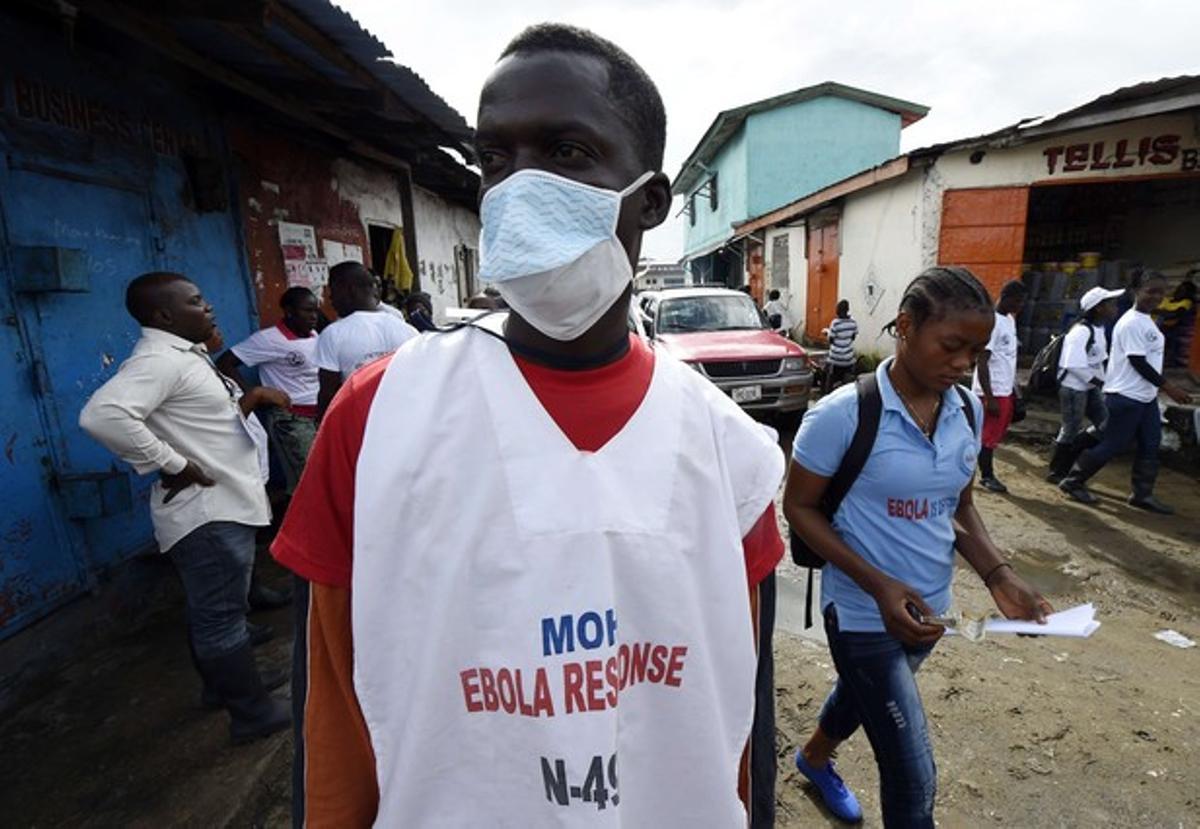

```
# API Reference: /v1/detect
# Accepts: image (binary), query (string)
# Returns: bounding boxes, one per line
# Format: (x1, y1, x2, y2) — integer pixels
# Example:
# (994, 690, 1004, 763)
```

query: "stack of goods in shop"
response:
(1018, 252, 1128, 354)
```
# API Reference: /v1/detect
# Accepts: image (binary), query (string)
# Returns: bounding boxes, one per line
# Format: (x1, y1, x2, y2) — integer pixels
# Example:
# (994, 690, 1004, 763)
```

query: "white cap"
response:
(1079, 286, 1125, 313)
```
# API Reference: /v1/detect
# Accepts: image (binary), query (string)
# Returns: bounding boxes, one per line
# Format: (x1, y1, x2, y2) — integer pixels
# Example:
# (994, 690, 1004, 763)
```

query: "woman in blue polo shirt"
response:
(783, 266, 1051, 827)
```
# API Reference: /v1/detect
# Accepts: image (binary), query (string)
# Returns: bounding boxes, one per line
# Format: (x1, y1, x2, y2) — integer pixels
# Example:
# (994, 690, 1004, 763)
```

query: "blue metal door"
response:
(0, 165, 159, 634)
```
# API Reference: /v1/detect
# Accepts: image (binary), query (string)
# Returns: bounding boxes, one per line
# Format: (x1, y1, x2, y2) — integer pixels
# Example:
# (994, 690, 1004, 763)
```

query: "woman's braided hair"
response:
(883, 266, 993, 336)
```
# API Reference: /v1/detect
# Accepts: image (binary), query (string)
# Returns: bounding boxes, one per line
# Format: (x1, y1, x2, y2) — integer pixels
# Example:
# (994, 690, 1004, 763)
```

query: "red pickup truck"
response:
(634, 287, 814, 422)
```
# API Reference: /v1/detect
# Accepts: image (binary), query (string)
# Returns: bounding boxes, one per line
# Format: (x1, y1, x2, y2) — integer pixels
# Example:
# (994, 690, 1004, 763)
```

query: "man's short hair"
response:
(329, 261, 372, 288)
(768, 289, 781, 301)
(280, 286, 315, 310)
(125, 272, 186, 325)
(500, 23, 666, 171)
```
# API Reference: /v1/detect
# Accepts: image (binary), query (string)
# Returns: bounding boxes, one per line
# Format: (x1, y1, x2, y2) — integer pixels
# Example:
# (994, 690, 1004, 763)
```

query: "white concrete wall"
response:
(332, 158, 404, 232)
(763, 225, 807, 338)
(830, 111, 1200, 356)
(933, 113, 1199, 189)
(412, 186, 481, 322)
(838, 172, 928, 356)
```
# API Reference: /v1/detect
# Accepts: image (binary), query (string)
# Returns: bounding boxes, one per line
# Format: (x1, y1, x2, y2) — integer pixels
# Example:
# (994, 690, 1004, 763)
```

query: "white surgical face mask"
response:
(478, 169, 655, 341)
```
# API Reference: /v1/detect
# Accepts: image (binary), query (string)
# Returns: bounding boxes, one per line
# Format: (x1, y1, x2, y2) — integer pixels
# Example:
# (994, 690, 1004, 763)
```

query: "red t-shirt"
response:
(272, 335, 783, 587)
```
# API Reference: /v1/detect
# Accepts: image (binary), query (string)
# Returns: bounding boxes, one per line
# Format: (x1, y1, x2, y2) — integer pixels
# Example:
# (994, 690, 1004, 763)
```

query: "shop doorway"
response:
(1021, 176, 1200, 368)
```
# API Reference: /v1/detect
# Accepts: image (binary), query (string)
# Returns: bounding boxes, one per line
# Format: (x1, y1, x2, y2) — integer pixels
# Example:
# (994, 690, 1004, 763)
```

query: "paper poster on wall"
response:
(278, 222, 328, 290)
(323, 240, 364, 267)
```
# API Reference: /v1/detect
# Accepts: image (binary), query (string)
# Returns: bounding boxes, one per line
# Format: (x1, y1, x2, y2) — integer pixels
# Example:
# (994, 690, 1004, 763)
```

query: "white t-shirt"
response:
(1104, 309, 1164, 403)
(972, 312, 1018, 397)
(380, 302, 408, 321)
(230, 322, 319, 406)
(1057, 322, 1108, 392)
(315, 309, 417, 380)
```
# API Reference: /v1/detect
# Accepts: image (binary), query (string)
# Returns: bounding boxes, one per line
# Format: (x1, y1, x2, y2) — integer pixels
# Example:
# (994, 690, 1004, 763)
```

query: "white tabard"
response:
(352, 328, 784, 827)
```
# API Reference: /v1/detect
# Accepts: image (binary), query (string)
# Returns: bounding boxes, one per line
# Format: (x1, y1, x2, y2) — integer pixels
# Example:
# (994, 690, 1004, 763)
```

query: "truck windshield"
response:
(657, 296, 765, 333)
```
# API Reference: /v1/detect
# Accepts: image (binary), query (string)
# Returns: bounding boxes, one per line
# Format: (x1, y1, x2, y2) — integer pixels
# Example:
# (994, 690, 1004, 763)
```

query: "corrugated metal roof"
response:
(93, 0, 478, 205)
(281, 0, 472, 141)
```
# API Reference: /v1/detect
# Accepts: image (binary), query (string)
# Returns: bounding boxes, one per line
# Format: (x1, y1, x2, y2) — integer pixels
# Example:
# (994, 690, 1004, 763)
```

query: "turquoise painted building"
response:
(673, 82, 928, 283)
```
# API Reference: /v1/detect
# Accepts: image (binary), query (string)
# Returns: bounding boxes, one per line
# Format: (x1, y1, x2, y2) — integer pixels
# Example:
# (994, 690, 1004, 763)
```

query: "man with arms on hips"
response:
(79, 273, 291, 744)
(1045, 286, 1123, 483)
(313, 261, 417, 419)
(217, 286, 321, 496)
(271, 24, 786, 827)
(972, 280, 1028, 493)
(1059, 269, 1191, 513)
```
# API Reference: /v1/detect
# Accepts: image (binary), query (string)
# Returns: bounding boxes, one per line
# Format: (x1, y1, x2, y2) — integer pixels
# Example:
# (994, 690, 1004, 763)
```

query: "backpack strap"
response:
(955, 384, 977, 436)
(801, 372, 882, 628)
(823, 373, 882, 513)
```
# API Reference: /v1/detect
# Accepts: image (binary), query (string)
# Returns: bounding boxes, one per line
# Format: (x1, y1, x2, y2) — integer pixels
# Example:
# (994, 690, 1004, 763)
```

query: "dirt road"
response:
(772, 442, 1200, 828)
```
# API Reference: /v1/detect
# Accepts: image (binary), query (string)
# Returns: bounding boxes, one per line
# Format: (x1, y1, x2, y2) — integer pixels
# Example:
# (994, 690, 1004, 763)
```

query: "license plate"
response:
(732, 385, 762, 403)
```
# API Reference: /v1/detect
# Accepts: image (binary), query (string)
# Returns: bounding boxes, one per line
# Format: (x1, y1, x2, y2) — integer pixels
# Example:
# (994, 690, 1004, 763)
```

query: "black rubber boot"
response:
(201, 665, 288, 710)
(978, 448, 1008, 493)
(1046, 442, 1074, 484)
(248, 621, 275, 647)
(248, 580, 293, 611)
(1129, 454, 1172, 513)
(1059, 453, 1104, 505)
(196, 643, 292, 744)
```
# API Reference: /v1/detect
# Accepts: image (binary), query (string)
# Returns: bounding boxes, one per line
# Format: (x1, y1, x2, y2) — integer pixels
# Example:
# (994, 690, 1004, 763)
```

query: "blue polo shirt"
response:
(793, 358, 982, 632)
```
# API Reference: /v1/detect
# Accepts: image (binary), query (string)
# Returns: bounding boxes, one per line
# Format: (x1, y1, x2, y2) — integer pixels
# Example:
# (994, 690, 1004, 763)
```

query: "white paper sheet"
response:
(949, 602, 1100, 639)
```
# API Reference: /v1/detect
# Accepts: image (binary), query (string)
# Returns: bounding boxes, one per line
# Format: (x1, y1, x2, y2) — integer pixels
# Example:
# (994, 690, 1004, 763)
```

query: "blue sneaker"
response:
(795, 749, 863, 823)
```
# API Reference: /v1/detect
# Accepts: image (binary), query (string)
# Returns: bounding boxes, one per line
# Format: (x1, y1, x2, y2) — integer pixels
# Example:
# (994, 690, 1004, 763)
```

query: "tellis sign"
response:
(1042, 134, 1199, 176)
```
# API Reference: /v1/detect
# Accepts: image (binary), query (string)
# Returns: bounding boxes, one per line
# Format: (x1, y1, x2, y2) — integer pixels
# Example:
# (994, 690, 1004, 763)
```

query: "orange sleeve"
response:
(297, 582, 378, 827)
(271, 355, 391, 587)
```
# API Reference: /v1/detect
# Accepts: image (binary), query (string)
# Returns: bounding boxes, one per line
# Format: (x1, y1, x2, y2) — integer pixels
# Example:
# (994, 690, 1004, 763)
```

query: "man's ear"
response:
(638, 172, 673, 231)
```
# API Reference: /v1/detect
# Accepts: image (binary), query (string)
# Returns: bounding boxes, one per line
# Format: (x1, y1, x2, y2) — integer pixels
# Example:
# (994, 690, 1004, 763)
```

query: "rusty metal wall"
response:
(229, 124, 394, 325)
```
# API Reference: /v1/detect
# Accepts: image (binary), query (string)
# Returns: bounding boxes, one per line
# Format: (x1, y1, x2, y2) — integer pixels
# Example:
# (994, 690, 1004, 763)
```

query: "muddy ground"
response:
(0, 440, 1196, 827)
(772, 441, 1200, 828)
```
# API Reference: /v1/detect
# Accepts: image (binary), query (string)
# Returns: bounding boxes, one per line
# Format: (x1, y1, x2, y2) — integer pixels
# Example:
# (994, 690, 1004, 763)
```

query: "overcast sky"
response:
(340, 0, 1199, 261)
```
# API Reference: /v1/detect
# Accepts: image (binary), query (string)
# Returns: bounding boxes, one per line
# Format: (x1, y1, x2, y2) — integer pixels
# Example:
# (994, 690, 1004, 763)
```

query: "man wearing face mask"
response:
(271, 23, 785, 828)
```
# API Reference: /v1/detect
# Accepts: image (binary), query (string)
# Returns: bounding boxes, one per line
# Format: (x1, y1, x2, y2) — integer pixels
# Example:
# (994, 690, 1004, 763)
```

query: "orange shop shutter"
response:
(937, 187, 1029, 297)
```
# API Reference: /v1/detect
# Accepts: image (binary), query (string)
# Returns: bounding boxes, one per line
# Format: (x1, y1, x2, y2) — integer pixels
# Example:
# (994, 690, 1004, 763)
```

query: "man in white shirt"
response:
(315, 261, 418, 418)
(1046, 287, 1123, 482)
(1060, 270, 1191, 513)
(79, 272, 292, 745)
(972, 280, 1028, 493)
(217, 286, 320, 495)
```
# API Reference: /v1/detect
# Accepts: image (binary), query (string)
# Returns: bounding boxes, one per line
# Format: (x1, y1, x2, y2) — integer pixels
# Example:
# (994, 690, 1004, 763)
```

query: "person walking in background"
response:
(784, 266, 1050, 827)
(79, 272, 291, 745)
(1059, 269, 1192, 513)
(823, 300, 858, 394)
(315, 261, 417, 419)
(764, 288, 791, 335)
(972, 280, 1028, 493)
(1046, 286, 1123, 483)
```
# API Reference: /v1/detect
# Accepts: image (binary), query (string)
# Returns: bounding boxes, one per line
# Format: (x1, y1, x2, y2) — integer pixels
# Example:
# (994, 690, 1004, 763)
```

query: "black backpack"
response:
(788, 374, 977, 628)
(1026, 322, 1095, 397)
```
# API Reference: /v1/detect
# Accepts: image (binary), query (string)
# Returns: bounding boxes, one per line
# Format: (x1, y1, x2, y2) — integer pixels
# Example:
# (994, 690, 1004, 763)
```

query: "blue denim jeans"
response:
(168, 521, 256, 660)
(819, 605, 937, 829)
(1076, 393, 1162, 499)
(1055, 386, 1107, 445)
(268, 409, 317, 495)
